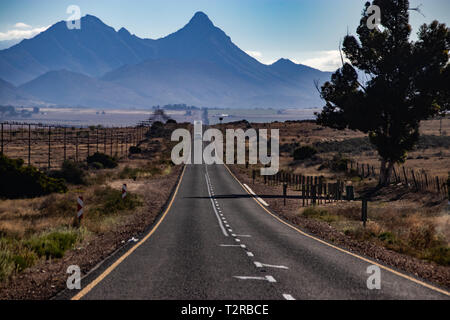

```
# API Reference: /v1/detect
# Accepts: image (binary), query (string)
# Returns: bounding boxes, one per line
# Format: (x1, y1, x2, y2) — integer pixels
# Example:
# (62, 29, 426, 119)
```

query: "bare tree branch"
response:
(409, 4, 425, 18)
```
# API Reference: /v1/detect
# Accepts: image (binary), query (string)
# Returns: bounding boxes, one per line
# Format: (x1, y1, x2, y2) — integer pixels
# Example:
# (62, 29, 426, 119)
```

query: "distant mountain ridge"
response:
(0, 12, 332, 109)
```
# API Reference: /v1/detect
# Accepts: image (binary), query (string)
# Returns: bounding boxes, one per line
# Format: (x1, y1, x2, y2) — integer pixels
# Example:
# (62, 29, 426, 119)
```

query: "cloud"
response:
(300, 50, 348, 71)
(245, 50, 263, 60)
(14, 22, 32, 29)
(0, 24, 50, 41)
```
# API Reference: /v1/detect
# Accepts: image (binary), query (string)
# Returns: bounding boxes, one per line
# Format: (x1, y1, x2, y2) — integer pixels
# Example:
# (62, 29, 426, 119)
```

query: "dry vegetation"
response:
(0, 122, 187, 292)
(222, 116, 449, 287)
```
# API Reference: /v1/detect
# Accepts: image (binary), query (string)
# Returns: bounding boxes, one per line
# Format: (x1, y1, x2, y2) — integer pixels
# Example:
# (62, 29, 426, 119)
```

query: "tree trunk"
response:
(379, 159, 394, 187)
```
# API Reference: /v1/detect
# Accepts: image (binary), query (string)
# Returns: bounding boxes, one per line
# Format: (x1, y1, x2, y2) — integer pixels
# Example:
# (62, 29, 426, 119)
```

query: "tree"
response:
(316, 0, 449, 186)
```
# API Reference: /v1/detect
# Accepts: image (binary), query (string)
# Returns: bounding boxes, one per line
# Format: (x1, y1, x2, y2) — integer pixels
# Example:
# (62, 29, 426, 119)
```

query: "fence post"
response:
(28, 124, 31, 165)
(411, 169, 418, 191)
(402, 166, 408, 185)
(346, 186, 355, 200)
(48, 126, 51, 170)
(87, 130, 90, 158)
(392, 166, 398, 183)
(361, 198, 368, 228)
(0, 123, 3, 155)
(64, 127, 67, 161)
(104, 128, 107, 154)
(436, 176, 441, 193)
(110, 129, 113, 156)
(96, 128, 99, 152)
(312, 184, 316, 205)
(76, 131, 79, 162)
(302, 183, 305, 207)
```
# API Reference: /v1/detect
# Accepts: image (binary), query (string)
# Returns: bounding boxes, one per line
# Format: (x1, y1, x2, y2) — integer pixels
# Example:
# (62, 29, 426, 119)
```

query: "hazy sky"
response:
(0, 0, 449, 71)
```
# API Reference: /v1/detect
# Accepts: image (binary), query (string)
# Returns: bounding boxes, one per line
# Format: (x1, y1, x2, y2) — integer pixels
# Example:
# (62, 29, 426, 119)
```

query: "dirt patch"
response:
(229, 165, 450, 289)
(0, 165, 183, 300)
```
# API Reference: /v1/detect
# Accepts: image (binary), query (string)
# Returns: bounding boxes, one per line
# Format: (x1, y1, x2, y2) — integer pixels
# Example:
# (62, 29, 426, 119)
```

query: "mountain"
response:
(19, 70, 151, 108)
(1, 12, 332, 109)
(0, 15, 157, 85)
(0, 78, 41, 106)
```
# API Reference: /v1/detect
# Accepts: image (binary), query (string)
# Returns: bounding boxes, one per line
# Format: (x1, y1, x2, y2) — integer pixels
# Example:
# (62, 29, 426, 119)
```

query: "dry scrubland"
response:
(220, 117, 449, 287)
(0, 122, 186, 298)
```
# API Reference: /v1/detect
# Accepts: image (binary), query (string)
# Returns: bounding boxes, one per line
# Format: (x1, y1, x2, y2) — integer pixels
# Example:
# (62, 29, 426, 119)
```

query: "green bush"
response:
(0, 155, 67, 199)
(329, 154, 350, 172)
(0, 247, 14, 282)
(119, 166, 140, 180)
(129, 146, 141, 154)
(12, 251, 37, 272)
(25, 229, 79, 259)
(90, 162, 104, 170)
(86, 152, 118, 169)
(293, 146, 317, 160)
(378, 232, 398, 245)
(92, 187, 141, 216)
(49, 160, 86, 184)
(425, 246, 450, 266)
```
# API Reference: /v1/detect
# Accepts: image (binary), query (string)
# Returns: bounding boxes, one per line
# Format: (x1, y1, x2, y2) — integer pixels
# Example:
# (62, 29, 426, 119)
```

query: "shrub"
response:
(0, 247, 14, 282)
(50, 160, 86, 184)
(39, 194, 75, 218)
(0, 155, 67, 199)
(425, 246, 450, 266)
(129, 146, 141, 154)
(119, 166, 140, 180)
(25, 229, 79, 259)
(408, 224, 436, 250)
(86, 152, 118, 169)
(329, 154, 350, 172)
(91, 187, 141, 216)
(90, 162, 104, 170)
(12, 251, 37, 272)
(378, 232, 398, 245)
(293, 146, 317, 160)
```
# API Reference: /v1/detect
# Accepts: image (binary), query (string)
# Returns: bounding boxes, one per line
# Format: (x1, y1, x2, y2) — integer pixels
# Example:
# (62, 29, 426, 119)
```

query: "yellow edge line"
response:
(223, 164, 450, 297)
(71, 165, 186, 300)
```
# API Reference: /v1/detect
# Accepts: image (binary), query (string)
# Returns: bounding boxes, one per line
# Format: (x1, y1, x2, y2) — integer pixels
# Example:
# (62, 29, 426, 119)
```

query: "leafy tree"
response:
(316, 0, 449, 186)
(0, 155, 67, 198)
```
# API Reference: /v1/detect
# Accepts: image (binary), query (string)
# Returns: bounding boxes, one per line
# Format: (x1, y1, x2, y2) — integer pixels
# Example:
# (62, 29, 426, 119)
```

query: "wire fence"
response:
(0, 122, 146, 170)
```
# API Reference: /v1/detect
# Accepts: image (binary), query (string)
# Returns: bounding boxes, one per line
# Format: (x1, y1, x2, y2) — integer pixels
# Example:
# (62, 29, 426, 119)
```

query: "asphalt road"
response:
(70, 161, 449, 300)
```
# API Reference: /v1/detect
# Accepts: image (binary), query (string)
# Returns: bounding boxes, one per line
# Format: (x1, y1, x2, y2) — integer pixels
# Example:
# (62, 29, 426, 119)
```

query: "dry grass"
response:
(0, 124, 179, 283)
(298, 197, 450, 266)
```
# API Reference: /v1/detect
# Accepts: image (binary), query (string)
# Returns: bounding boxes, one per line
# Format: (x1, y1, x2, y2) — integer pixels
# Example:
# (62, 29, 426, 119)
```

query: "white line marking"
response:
(240, 244, 246, 249)
(235, 238, 241, 242)
(236, 234, 251, 238)
(220, 244, 241, 247)
(283, 294, 295, 300)
(231, 234, 237, 237)
(228, 229, 233, 232)
(205, 173, 228, 237)
(246, 252, 254, 257)
(254, 262, 289, 270)
(233, 275, 277, 283)
(243, 183, 269, 206)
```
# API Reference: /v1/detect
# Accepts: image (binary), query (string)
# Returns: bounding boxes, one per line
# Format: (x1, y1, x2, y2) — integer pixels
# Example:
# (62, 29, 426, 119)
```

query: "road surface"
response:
(69, 161, 449, 300)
